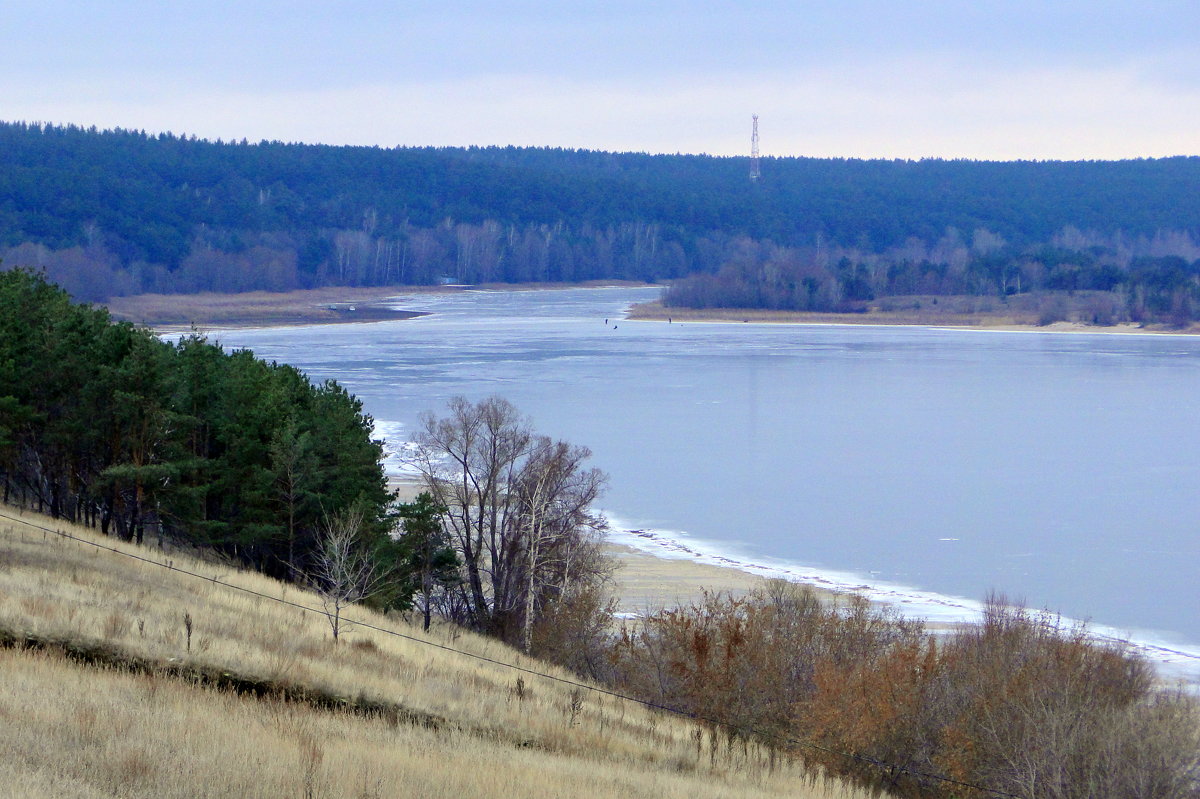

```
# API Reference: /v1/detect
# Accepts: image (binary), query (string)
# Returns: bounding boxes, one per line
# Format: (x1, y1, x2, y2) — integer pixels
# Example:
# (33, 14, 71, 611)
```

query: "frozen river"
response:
(208, 286, 1200, 678)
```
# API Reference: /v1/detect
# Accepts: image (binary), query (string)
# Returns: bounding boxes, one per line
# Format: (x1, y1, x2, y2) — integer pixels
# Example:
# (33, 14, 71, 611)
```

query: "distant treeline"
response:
(2, 121, 1199, 304)
(663, 233, 1200, 325)
(0, 268, 391, 578)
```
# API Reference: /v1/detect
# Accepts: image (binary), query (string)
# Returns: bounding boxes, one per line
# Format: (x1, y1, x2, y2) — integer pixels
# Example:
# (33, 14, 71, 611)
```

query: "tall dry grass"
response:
(0, 507, 876, 799)
(0, 647, 871, 799)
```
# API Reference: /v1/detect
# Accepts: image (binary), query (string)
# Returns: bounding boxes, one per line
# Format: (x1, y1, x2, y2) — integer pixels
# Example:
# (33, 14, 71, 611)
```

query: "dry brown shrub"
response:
(929, 599, 1199, 799)
(612, 588, 1200, 799)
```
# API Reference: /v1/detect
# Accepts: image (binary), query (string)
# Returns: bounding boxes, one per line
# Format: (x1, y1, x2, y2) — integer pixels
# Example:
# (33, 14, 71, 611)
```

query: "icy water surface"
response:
(208, 287, 1200, 675)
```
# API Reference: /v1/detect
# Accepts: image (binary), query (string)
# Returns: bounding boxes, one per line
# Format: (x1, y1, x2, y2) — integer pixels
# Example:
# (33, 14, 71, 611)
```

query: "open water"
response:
(208, 286, 1200, 678)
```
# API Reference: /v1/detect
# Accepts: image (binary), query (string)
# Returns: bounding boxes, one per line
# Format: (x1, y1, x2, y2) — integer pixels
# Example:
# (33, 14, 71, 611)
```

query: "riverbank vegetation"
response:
(0, 270, 612, 661)
(630, 295, 1125, 330)
(612, 586, 1199, 798)
(3, 122, 1200, 323)
(662, 240, 1200, 328)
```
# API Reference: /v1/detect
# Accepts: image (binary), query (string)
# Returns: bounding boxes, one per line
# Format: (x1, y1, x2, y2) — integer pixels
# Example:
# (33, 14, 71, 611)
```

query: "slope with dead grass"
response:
(0, 506, 876, 799)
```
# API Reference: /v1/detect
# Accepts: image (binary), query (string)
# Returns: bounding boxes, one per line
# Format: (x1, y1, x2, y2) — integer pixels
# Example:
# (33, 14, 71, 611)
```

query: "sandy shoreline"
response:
(107, 286, 437, 331)
(606, 542, 778, 613)
(389, 458, 1200, 683)
(111, 282, 1200, 337)
(393, 471, 1200, 683)
(107, 281, 655, 331)
(627, 300, 1199, 335)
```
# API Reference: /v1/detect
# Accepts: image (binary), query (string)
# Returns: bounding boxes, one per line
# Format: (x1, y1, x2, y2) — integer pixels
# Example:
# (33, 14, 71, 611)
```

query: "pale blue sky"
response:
(2, 1, 1197, 159)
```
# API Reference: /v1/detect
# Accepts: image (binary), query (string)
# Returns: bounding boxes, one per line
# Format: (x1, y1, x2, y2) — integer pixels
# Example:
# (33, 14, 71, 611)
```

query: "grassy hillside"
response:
(0, 506, 873, 799)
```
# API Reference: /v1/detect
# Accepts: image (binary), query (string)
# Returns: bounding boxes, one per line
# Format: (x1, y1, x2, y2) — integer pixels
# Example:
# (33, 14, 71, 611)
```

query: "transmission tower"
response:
(749, 114, 761, 182)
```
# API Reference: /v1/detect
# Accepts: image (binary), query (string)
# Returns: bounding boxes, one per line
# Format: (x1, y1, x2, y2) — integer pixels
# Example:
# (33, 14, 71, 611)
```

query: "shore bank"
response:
(107, 286, 437, 330)
(627, 299, 1198, 335)
(392, 478, 1200, 683)
(108, 281, 655, 331)
(114, 282, 1200, 337)
(397, 470, 958, 625)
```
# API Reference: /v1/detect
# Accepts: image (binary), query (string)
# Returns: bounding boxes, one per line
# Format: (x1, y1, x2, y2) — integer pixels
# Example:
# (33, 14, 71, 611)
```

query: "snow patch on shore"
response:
(371, 419, 423, 479)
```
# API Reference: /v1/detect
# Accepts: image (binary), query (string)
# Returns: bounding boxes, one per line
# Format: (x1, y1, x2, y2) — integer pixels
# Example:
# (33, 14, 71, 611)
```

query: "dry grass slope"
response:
(0, 507, 877, 799)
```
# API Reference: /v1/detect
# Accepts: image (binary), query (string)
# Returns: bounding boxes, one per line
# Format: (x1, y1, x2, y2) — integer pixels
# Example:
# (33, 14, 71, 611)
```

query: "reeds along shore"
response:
(0, 507, 868, 799)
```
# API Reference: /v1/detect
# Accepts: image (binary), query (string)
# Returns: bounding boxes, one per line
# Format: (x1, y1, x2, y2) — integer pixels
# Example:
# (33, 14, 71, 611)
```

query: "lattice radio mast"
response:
(749, 114, 761, 182)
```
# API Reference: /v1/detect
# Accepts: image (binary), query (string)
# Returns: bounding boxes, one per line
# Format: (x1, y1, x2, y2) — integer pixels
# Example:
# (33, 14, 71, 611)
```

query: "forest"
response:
(3, 120, 1200, 321)
(0, 267, 392, 581)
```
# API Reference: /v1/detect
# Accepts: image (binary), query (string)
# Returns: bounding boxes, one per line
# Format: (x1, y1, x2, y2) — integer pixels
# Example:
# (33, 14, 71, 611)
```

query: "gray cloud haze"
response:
(2, 1, 1198, 158)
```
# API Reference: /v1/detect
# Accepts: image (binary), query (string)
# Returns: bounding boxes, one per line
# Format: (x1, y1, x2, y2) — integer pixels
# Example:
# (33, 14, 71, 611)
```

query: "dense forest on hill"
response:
(0, 267, 393, 579)
(2, 120, 1199, 319)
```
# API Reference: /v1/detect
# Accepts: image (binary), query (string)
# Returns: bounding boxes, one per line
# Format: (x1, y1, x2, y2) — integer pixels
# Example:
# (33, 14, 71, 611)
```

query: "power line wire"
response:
(0, 508, 1024, 799)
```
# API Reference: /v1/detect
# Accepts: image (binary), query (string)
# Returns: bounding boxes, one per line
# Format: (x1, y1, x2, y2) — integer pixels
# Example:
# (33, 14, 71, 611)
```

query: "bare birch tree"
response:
(408, 396, 610, 650)
(514, 436, 607, 654)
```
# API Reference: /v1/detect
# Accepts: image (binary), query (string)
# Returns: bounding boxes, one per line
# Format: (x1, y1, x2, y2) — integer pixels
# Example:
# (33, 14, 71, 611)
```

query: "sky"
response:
(2, 1, 1198, 161)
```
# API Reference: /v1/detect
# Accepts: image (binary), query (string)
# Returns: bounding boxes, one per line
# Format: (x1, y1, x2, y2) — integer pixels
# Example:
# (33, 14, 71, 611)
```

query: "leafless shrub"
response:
(1037, 293, 1070, 325)
(611, 588, 1200, 799)
(930, 598, 1198, 799)
(304, 506, 392, 643)
(567, 687, 585, 727)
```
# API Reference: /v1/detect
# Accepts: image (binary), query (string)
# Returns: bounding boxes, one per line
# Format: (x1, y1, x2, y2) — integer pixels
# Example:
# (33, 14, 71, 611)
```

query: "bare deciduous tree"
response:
(306, 506, 390, 643)
(408, 396, 611, 651)
(513, 436, 608, 654)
